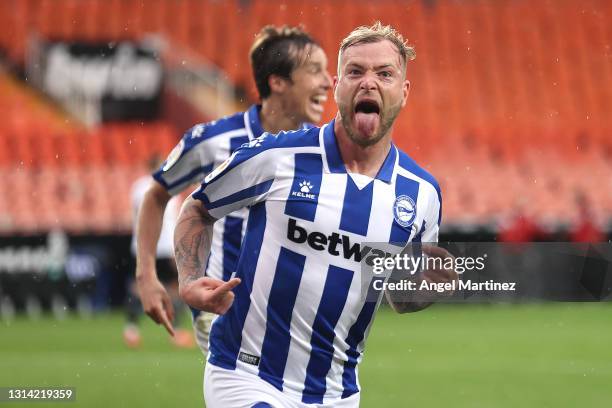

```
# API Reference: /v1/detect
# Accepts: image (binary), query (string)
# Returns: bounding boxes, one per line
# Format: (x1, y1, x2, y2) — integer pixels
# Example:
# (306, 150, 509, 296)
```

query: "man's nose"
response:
(359, 72, 377, 91)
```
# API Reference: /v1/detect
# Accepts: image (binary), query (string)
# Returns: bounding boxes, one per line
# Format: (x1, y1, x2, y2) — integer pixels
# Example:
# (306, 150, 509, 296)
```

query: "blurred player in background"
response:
(124, 155, 194, 348)
(136, 25, 332, 354)
(175, 22, 456, 407)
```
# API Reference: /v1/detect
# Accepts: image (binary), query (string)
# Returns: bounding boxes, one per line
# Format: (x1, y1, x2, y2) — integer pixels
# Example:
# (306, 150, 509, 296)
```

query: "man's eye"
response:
(349, 69, 361, 75)
(379, 71, 392, 78)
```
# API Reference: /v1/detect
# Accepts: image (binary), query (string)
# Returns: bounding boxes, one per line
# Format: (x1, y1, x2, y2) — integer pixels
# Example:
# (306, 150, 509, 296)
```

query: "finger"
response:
(211, 278, 241, 296)
(162, 294, 175, 325)
(144, 303, 162, 323)
(196, 277, 226, 289)
(158, 309, 176, 337)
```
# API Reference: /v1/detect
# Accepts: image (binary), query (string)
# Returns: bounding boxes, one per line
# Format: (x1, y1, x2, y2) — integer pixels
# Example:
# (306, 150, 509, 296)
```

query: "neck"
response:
(260, 97, 301, 134)
(333, 113, 392, 179)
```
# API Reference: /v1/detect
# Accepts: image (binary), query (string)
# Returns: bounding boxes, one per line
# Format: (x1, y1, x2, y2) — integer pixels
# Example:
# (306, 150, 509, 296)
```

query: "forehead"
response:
(339, 40, 403, 70)
(297, 45, 327, 66)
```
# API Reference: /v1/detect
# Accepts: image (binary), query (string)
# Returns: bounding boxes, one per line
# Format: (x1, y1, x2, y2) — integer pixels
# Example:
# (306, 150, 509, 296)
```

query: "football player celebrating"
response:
(175, 22, 457, 407)
(135, 25, 331, 354)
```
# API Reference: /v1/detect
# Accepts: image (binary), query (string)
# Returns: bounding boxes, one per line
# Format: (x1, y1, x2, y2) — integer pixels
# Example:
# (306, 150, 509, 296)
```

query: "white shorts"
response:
(204, 363, 360, 408)
(192, 311, 216, 356)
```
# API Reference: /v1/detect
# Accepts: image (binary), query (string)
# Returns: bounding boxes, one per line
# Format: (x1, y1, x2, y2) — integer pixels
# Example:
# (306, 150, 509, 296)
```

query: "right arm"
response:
(174, 196, 240, 314)
(136, 181, 171, 281)
(135, 180, 175, 334)
(135, 123, 215, 332)
(175, 130, 280, 313)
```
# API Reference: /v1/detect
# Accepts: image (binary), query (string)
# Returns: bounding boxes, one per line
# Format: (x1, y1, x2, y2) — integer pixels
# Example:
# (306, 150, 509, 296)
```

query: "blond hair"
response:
(338, 21, 415, 73)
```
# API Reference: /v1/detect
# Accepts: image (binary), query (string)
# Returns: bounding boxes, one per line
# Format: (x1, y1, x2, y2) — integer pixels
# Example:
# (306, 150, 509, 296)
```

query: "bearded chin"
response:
(340, 104, 401, 148)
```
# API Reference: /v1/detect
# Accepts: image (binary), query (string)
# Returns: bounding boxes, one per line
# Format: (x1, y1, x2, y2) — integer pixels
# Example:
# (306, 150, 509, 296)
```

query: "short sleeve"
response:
(420, 184, 442, 243)
(191, 133, 279, 220)
(152, 124, 216, 196)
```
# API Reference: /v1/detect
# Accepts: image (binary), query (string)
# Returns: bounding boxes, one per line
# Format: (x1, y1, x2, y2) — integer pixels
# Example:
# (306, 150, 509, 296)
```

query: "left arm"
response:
(385, 183, 456, 313)
(385, 245, 458, 313)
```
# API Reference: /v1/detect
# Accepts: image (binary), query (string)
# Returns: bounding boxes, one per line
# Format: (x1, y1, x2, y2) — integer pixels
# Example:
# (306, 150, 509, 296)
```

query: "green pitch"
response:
(1, 304, 610, 407)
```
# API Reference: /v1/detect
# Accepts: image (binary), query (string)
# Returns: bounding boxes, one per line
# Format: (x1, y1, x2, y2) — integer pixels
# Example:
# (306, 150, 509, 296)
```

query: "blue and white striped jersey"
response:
(153, 105, 264, 282)
(193, 120, 442, 404)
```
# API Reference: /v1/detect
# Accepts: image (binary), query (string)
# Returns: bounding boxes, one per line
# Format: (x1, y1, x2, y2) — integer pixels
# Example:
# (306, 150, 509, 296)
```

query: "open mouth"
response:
(310, 94, 327, 105)
(354, 100, 380, 115)
(353, 99, 381, 135)
(309, 94, 327, 114)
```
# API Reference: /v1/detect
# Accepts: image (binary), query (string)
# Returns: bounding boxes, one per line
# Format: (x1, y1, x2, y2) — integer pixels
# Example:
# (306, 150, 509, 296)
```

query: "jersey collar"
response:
(245, 104, 265, 140)
(322, 119, 397, 184)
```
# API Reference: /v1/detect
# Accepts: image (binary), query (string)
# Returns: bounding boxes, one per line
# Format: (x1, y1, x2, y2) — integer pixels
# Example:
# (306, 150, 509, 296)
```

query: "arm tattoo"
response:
(174, 201, 216, 287)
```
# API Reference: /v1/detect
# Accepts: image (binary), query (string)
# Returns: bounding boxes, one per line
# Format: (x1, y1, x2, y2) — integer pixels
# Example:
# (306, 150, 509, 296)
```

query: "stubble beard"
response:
(338, 101, 402, 148)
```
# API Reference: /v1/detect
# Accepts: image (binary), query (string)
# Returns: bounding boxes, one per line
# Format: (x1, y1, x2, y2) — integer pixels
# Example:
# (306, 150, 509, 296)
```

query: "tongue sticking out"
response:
(355, 112, 379, 136)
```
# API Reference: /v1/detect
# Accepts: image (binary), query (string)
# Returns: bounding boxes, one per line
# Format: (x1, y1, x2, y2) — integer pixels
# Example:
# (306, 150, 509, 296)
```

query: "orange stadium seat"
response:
(1, 0, 611, 233)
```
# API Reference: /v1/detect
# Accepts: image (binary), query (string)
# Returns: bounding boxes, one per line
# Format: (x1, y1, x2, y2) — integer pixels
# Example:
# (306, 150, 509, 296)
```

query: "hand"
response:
(179, 277, 241, 315)
(420, 245, 459, 299)
(136, 274, 175, 336)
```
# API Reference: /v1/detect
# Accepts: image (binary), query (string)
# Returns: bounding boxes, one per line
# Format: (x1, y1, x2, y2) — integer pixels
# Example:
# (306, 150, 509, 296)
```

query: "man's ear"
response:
(401, 79, 410, 108)
(268, 74, 289, 95)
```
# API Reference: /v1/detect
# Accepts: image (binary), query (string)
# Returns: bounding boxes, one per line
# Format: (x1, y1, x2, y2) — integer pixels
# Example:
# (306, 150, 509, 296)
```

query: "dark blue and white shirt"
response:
(193, 120, 442, 404)
(154, 105, 264, 282)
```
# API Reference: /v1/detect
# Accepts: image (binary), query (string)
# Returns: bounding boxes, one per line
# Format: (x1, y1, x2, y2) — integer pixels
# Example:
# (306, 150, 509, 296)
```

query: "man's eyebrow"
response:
(374, 64, 395, 70)
(344, 62, 397, 71)
(345, 62, 365, 69)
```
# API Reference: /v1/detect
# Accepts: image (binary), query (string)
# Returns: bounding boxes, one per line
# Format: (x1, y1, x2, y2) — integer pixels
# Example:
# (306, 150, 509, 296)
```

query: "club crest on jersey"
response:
(393, 195, 416, 228)
(162, 139, 185, 171)
(291, 180, 316, 200)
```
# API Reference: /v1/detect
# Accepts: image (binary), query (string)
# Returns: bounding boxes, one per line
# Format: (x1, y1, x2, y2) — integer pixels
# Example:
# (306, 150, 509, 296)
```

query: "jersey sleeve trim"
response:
(195, 179, 274, 210)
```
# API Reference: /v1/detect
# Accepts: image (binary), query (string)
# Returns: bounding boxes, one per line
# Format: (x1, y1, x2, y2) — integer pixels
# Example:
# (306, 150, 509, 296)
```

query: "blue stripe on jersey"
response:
(284, 153, 323, 222)
(412, 220, 426, 243)
(302, 265, 354, 404)
(202, 127, 321, 191)
(230, 136, 250, 154)
(222, 216, 244, 281)
(389, 175, 420, 246)
(181, 113, 246, 151)
(339, 176, 374, 236)
(163, 163, 214, 191)
(208, 202, 267, 370)
(323, 120, 346, 174)
(200, 179, 273, 210)
(258, 247, 306, 391)
(341, 302, 377, 398)
(398, 151, 442, 225)
(342, 275, 383, 398)
(375, 145, 397, 183)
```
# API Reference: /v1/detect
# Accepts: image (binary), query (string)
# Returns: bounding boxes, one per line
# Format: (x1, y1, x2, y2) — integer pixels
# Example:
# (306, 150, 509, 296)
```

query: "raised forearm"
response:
(174, 196, 216, 289)
(385, 291, 433, 313)
(385, 245, 458, 313)
(384, 276, 433, 314)
(135, 182, 171, 280)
